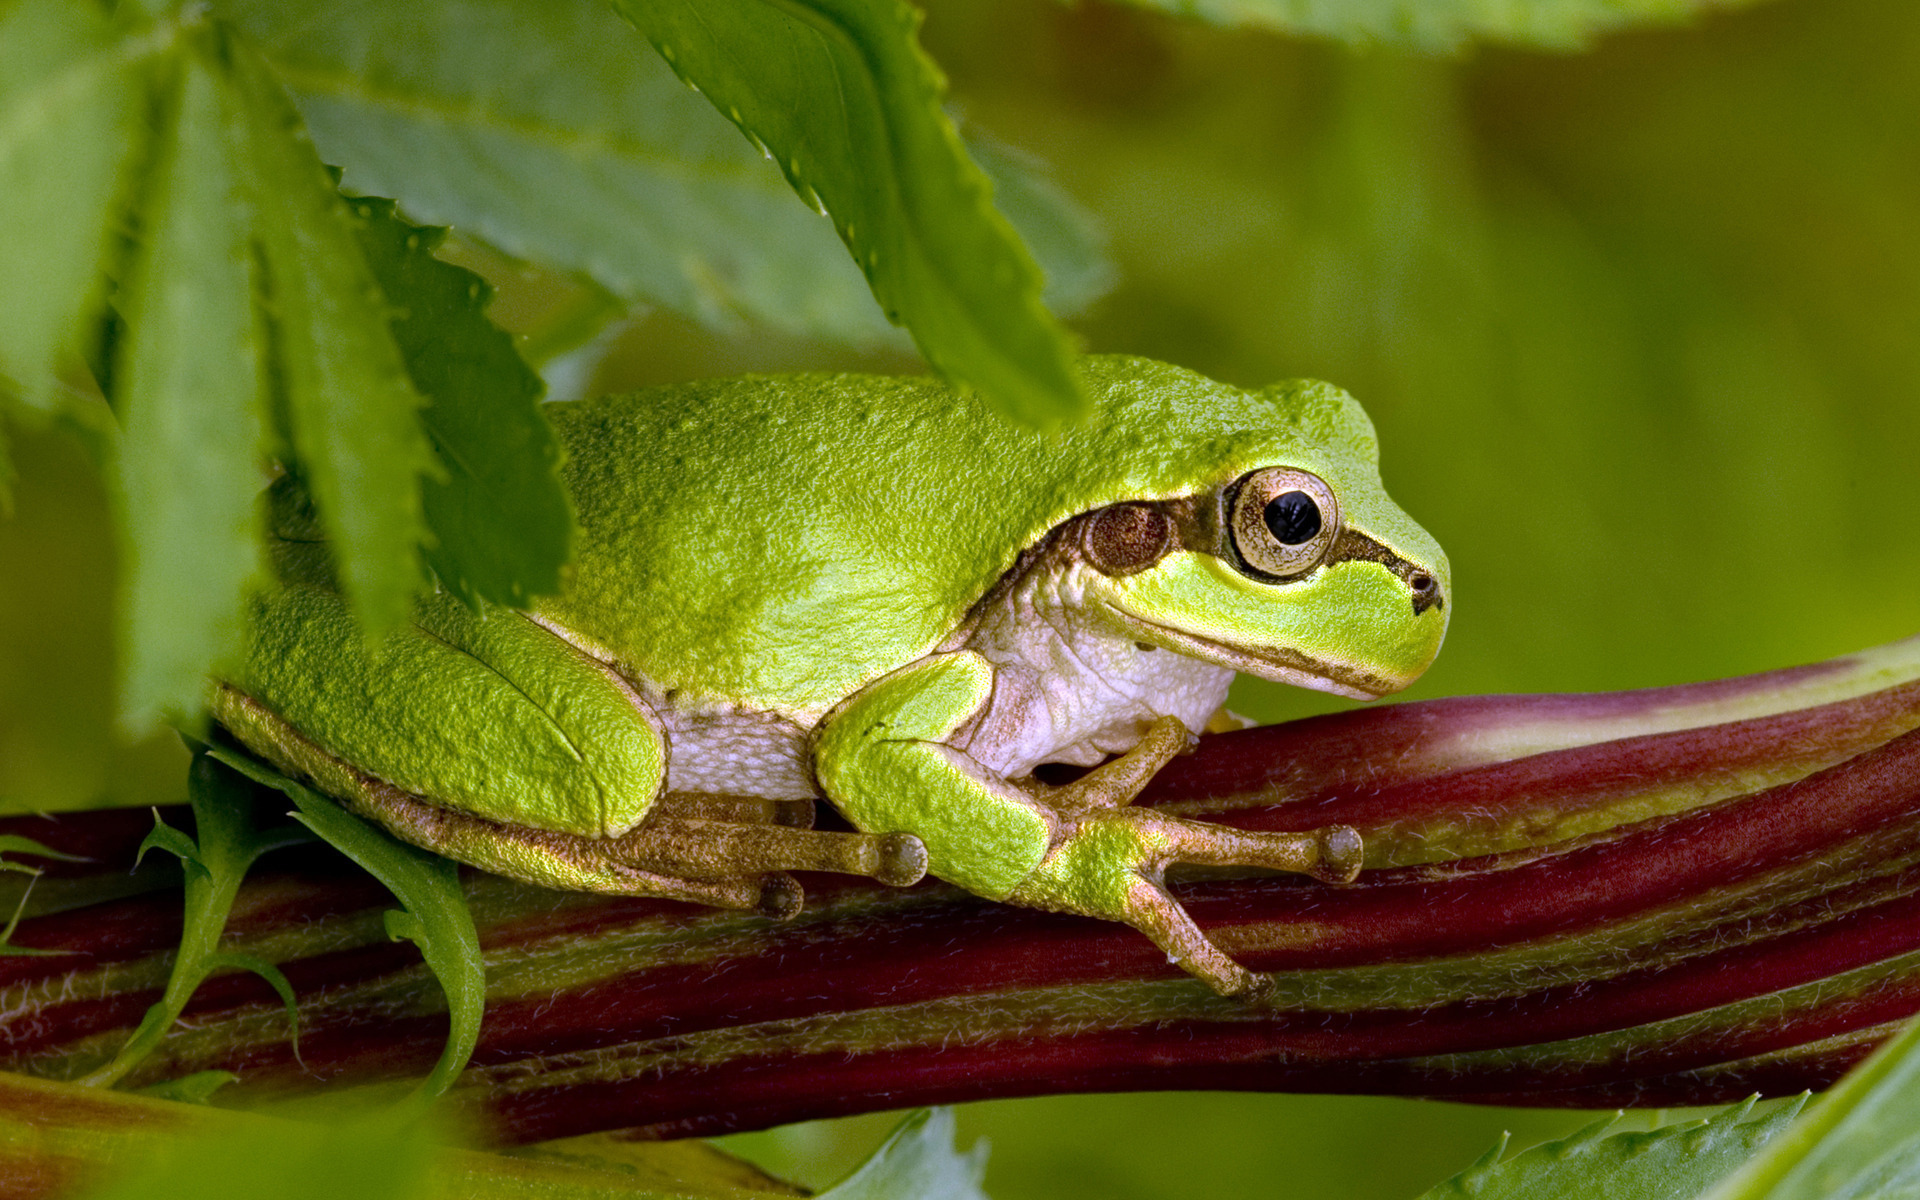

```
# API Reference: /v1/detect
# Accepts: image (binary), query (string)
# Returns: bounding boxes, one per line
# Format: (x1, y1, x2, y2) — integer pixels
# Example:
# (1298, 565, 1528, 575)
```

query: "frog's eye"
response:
(1228, 468, 1340, 580)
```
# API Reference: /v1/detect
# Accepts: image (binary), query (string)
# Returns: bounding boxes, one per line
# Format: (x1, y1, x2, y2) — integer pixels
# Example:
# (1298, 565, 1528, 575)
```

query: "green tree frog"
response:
(213, 355, 1448, 995)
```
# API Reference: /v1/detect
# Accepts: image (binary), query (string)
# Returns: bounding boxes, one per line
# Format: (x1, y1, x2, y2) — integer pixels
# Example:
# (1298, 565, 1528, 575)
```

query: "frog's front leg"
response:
(815, 654, 1362, 995)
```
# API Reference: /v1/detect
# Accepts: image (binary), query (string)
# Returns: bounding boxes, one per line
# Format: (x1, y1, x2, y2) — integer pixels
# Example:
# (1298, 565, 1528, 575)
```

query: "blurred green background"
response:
(3, 0, 1915, 1194)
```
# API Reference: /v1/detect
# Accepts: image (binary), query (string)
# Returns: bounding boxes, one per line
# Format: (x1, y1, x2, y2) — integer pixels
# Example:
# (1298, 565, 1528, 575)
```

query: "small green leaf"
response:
(0, 0, 149, 409)
(227, 38, 437, 635)
(135, 1070, 238, 1105)
(0, 833, 80, 957)
(1121, 0, 1772, 52)
(86, 747, 309, 1087)
(1419, 1096, 1807, 1200)
(1701, 1012, 1920, 1200)
(207, 950, 301, 1055)
(343, 197, 573, 608)
(819, 1108, 990, 1200)
(113, 43, 270, 734)
(213, 748, 484, 1108)
(0, 834, 86, 865)
(612, 0, 1088, 426)
(134, 818, 206, 878)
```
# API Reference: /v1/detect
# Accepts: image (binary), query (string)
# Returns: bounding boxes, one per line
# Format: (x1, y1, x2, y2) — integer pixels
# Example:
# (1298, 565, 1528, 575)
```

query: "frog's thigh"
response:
(815, 653, 1053, 900)
(221, 584, 666, 841)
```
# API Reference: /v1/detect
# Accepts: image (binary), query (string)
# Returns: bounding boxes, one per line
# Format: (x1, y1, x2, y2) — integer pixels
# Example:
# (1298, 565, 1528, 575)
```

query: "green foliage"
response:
(211, 0, 906, 349)
(112, 50, 271, 733)
(2, 1, 578, 734)
(85, 746, 309, 1088)
(1700, 1014, 1920, 1200)
(344, 196, 573, 609)
(224, 36, 439, 639)
(819, 1109, 991, 1200)
(1117, 0, 1773, 50)
(0, 0, 146, 416)
(0, 832, 85, 956)
(213, 748, 485, 1109)
(1420, 1097, 1807, 1200)
(610, 0, 1088, 426)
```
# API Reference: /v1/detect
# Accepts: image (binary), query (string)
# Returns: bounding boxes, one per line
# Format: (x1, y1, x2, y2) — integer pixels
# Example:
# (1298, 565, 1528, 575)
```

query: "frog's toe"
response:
(757, 872, 806, 920)
(1308, 824, 1364, 884)
(875, 832, 929, 887)
(1146, 812, 1365, 883)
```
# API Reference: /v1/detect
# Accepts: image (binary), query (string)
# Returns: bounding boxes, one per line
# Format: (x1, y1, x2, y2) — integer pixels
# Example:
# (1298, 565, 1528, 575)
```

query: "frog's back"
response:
(535, 356, 1384, 718)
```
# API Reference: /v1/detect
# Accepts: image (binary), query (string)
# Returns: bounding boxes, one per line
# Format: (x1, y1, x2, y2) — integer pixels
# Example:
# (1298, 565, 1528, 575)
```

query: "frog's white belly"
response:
(956, 609, 1233, 778)
(659, 702, 817, 800)
(654, 599, 1232, 800)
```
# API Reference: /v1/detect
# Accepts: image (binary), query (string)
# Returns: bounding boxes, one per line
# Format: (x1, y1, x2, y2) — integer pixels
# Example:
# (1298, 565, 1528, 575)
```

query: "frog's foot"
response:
(1012, 715, 1362, 995)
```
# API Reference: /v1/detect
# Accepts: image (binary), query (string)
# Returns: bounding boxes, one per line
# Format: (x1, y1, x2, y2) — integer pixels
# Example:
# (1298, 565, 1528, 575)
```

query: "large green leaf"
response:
(611, 0, 1088, 426)
(1701, 1013, 1920, 1200)
(1121, 0, 1772, 51)
(210, 0, 1111, 354)
(229, 38, 437, 635)
(345, 197, 572, 608)
(1418, 1097, 1805, 1200)
(0, 0, 149, 411)
(113, 47, 269, 731)
(818, 1109, 990, 1200)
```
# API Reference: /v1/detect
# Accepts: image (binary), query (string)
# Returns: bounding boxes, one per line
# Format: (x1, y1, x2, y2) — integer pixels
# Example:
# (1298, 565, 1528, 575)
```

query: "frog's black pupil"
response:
(1264, 491, 1322, 545)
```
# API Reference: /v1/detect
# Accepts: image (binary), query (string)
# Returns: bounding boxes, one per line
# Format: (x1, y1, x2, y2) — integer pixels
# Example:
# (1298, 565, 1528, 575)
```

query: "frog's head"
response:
(1072, 382, 1449, 700)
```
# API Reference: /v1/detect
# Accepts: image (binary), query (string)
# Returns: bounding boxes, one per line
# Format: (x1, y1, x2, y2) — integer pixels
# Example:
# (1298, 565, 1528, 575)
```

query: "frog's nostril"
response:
(1408, 572, 1443, 616)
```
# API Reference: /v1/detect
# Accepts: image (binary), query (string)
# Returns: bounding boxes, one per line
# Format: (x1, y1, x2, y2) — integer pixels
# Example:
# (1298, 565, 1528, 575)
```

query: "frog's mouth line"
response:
(1101, 607, 1394, 701)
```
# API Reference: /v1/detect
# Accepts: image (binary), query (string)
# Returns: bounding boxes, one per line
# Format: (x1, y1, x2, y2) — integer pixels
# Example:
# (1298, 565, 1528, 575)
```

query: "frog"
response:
(212, 354, 1449, 996)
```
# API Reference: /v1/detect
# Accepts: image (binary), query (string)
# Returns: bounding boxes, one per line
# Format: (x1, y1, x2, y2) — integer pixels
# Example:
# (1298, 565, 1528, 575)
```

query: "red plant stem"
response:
(0, 639, 1916, 1141)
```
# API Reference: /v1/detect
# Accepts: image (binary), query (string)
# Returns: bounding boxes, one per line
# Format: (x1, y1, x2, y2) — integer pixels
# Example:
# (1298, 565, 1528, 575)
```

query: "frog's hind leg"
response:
(354, 779, 928, 920)
(214, 683, 927, 919)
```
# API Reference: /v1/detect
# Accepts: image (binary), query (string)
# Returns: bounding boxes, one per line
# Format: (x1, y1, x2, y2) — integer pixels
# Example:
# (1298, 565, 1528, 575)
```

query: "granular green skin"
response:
(537, 354, 1438, 716)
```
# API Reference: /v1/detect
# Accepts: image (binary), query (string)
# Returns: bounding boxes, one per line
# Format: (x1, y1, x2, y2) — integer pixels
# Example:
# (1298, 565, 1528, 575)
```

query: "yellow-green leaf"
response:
(113, 47, 269, 733)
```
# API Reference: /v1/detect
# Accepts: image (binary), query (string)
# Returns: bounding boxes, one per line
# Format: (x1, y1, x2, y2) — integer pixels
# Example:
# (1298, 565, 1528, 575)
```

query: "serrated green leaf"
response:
(1701, 1013, 1920, 1200)
(113, 45, 270, 734)
(1418, 1096, 1806, 1200)
(87, 746, 311, 1087)
(135, 818, 206, 878)
(215, 747, 484, 1108)
(1121, 0, 1771, 52)
(209, 0, 1111, 354)
(966, 132, 1115, 319)
(819, 1108, 991, 1200)
(612, 0, 1088, 426)
(227, 39, 437, 635)
(343, 197, 572, 608)
(0, 0, 151, 409)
